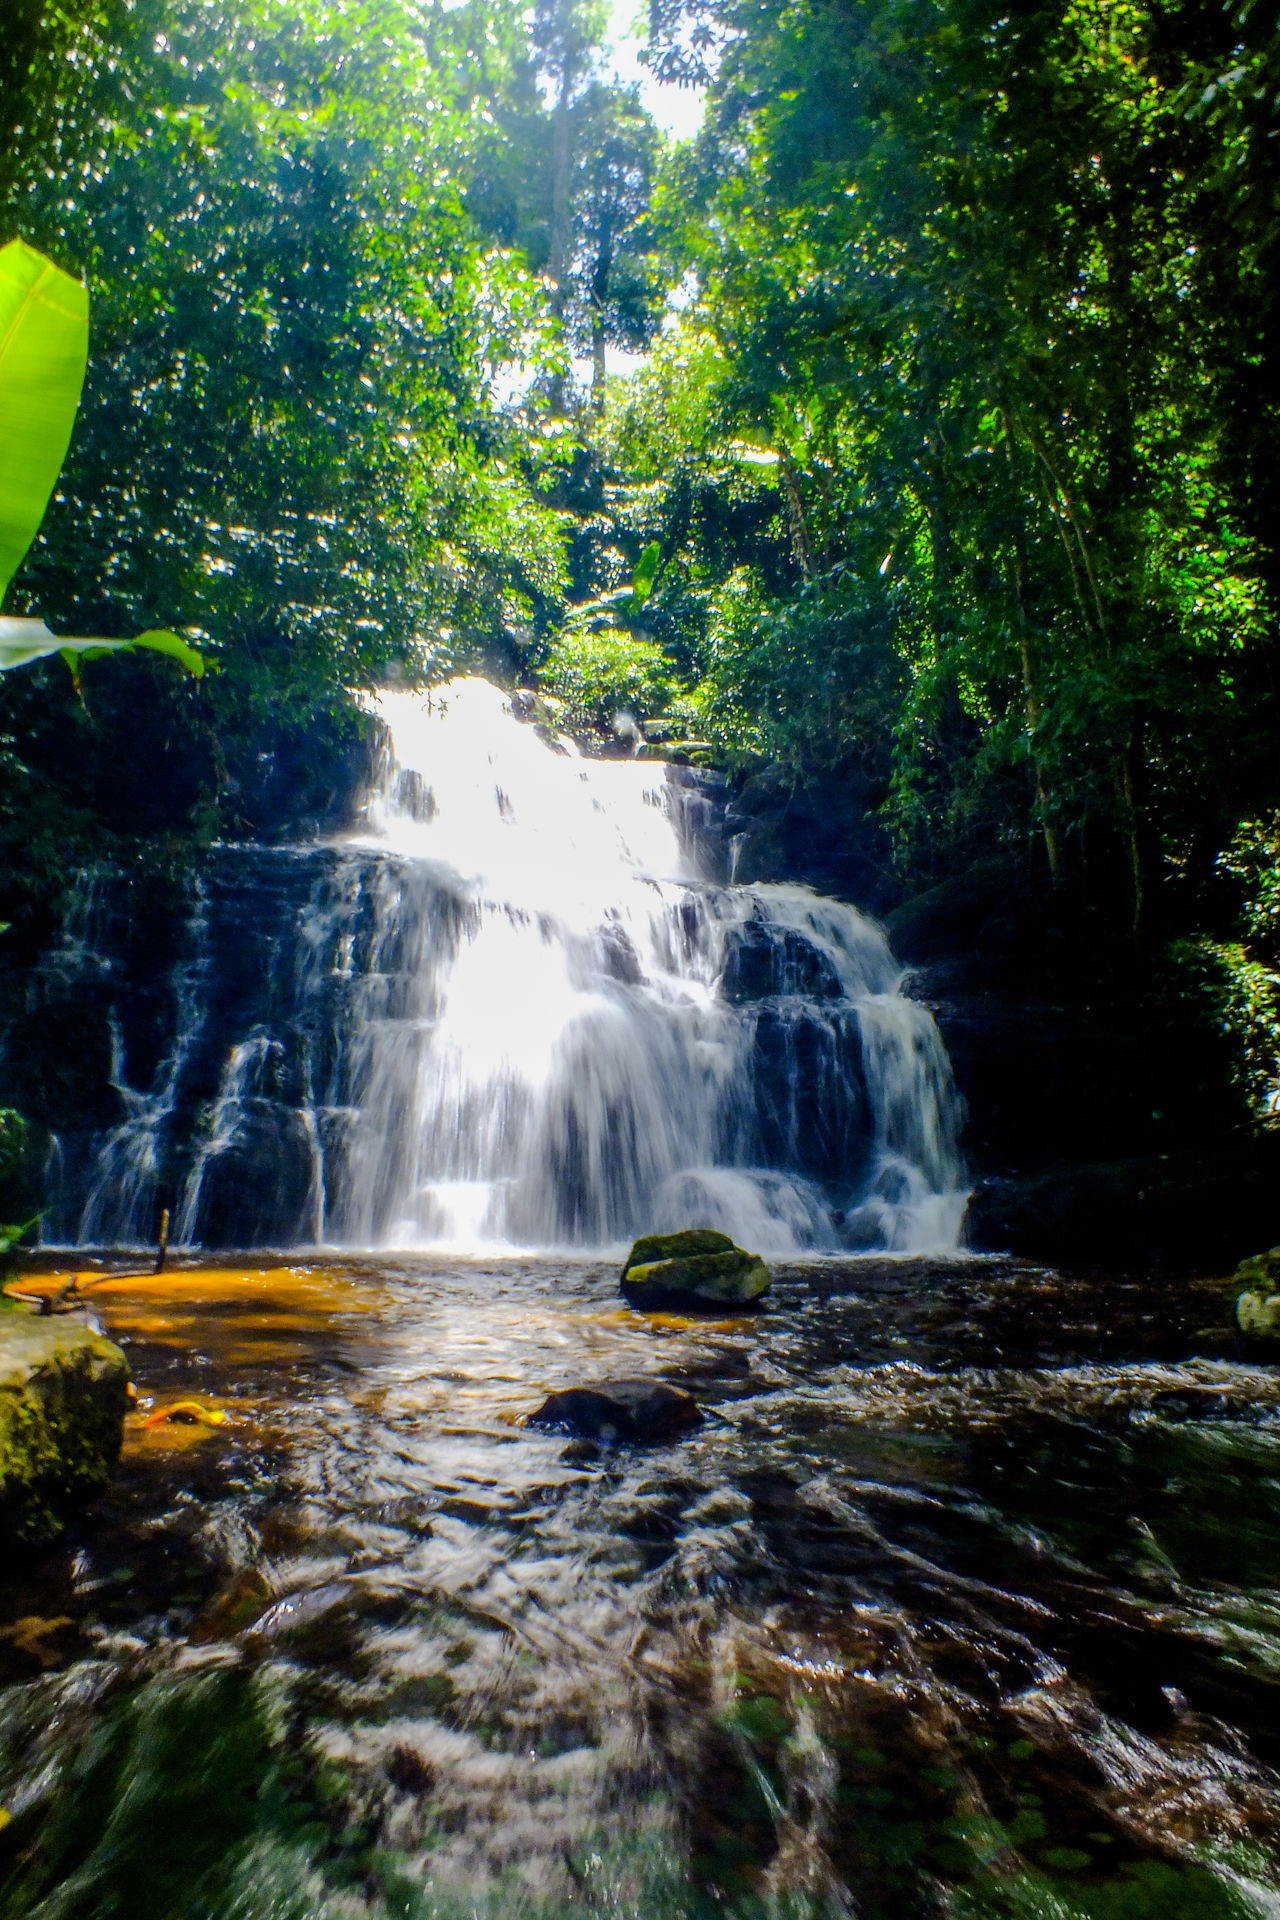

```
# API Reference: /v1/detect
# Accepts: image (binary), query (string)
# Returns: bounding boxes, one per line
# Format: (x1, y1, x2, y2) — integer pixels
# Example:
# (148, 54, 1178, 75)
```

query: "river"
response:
(2, 1248, 1276, 1920)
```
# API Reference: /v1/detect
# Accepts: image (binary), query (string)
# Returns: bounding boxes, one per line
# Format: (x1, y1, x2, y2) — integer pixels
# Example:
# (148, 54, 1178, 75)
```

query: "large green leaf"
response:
(0, 615, 203, 677)
(630, 540, 663, 606)
(0, 238, 89, 604)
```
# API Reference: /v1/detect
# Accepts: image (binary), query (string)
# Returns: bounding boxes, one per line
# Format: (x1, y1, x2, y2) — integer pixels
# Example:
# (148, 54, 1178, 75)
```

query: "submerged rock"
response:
(527, 1379, 703, 1443)
(0, 1312, 131, 1542)
(620, 1231, 771, 1309)
(1234, 1246, 1280, 1338)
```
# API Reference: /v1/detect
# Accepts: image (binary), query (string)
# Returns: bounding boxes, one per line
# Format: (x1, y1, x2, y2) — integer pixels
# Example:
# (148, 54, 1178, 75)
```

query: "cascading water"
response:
(22, 678, 966, 1252)
(312, 677, 963, 1251)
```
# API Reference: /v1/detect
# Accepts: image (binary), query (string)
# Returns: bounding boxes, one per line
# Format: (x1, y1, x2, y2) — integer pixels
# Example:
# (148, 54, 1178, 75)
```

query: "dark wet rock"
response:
(724, 764, 891, 903)
(967, 1138, 1280, 1269)
(527, 1379, 703, 1443)
(598, 923, 644, 985)
(193, 1099, 322, 1247)
(1234, 1247, 1280, 1338)
(622, 1229, 735, 1275)
(622, 1248, 772, 1309)
(728, 811, 790, 886)
(0, 1312, 131, 1543)
(720, 923, 842, 1003)
(748, 1001, 870, 1182)
(882, 857, 1017, 967)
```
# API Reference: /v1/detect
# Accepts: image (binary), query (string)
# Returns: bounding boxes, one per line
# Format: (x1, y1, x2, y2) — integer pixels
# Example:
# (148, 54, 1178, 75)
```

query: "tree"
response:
(636, 0, 1277, 932)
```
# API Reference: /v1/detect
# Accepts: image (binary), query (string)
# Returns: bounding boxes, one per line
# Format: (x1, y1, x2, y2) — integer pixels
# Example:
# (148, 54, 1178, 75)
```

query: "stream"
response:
(3, 1250, 1278, 1920)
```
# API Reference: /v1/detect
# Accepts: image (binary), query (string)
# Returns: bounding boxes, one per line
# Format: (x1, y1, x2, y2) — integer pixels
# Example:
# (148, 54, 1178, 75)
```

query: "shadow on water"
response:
(3, 1252, 1280, 1919)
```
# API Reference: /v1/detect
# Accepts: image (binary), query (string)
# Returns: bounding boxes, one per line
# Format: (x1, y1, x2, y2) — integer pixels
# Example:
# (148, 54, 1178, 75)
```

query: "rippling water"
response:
(3, 1255, 1279, 1919)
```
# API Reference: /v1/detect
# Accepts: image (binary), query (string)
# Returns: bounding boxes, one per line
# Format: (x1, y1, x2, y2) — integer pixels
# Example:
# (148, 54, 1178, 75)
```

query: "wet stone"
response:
(622, 1247, 772, 1309)
(527, 1378, 704, 1443)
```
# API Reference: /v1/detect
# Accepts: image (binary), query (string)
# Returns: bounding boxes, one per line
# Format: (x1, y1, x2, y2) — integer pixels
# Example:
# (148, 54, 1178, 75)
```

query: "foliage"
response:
(1162, 938, 1280, 1122)
(632, 0, 1279, 917)
(3, 0, 570, 703)
(0, 236, 201, 679)
(0, 1107, 33, 1266)
(539, 618, 674, 731)
(0, 1108, 28, 1189)
(1219, 814, 1280, 963)
(0, 237, 87, 603)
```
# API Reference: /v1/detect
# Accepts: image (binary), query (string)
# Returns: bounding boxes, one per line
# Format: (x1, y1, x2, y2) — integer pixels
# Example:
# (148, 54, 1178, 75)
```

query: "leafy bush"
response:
(1163, 938, 1280, 1122)
(1220, 813, 1280, 963)
(539, 625, 675, 733)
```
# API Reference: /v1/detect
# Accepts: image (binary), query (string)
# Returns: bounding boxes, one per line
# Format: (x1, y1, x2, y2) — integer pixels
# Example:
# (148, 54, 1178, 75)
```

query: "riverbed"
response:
(2, 1253, 1277, 1919)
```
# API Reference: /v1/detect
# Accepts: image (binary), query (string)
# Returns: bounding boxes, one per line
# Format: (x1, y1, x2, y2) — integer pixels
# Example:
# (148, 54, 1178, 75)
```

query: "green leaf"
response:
(0, 239, 89, 604)
(0, 615, 203, 677)
(631, 540, 662, 605)
(0, 1216, 39, 1255)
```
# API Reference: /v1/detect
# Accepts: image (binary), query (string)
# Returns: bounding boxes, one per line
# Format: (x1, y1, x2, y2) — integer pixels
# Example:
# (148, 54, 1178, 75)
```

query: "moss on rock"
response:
(621, 1243, 771, 1309)
(1233, 1247, 1280, 1338)
(621, 1230, 736, 1278)
(0, 1314, 131, 1543)
(1235, 1246, 1280, 1292)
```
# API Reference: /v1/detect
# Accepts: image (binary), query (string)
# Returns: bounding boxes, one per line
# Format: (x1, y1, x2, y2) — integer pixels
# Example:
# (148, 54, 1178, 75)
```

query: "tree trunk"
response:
(777, 447, 816, 580)
(1001, 411, 1062, 882)
(589, 229, 613, 416)
(546, 53, 575, 415)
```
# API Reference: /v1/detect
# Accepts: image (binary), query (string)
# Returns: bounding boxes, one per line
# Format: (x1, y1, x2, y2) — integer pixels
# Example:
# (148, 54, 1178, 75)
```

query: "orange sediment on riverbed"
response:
(14, 1266, 384, 1363)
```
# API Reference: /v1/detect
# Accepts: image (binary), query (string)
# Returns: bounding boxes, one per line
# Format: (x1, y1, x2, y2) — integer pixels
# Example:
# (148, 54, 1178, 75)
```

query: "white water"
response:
(302, 677, 966, 1254)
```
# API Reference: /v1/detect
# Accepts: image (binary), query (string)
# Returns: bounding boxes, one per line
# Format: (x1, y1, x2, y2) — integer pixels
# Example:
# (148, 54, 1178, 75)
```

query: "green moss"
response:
(622, 1249, 771, 1306)
(0, 1316, 130, 1543)
(1235, 1246, 1280, 1290)
(622, 1229, 737, 1276)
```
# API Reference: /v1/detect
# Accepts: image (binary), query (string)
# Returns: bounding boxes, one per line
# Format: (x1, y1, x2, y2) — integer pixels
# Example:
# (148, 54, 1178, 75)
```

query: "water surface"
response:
(2, 1254, 1278, 1920)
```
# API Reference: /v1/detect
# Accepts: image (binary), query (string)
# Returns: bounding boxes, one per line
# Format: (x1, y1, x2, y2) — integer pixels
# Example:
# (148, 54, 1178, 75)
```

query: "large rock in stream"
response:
(0, 1311, 131, 1542)
(620, 1229, 771, 1309)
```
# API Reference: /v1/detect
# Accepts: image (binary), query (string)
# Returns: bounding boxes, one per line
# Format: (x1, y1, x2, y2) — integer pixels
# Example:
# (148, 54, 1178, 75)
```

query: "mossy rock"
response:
(1237, 1290, 1280, 1338)
(1235, 1246, 1280, 1291)
(621, 1229, 736, 1278)
(622, 1247, 771, 1310)
(1233, 1247, 1280, 1338)
(0, 1315, 131, 1543)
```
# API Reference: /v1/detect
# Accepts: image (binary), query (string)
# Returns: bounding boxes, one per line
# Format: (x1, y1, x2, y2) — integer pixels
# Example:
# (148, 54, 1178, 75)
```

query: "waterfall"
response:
(311, 677, 964, 1252)
(22, 678, 966, 1253)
